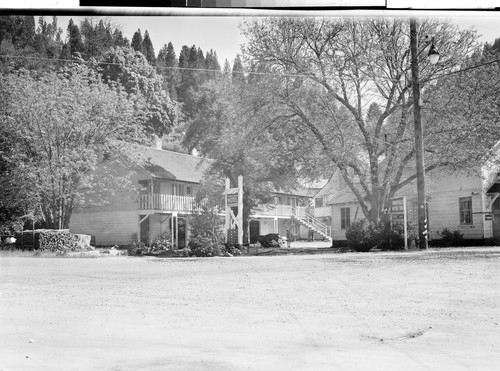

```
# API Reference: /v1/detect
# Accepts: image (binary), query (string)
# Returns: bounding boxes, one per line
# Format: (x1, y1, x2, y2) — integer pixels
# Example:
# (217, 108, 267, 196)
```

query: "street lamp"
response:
(409, 18, 439, 250)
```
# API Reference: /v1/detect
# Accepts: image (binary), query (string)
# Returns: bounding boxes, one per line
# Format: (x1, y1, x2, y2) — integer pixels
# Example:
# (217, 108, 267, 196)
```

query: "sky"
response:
(55, 11, 500, 66)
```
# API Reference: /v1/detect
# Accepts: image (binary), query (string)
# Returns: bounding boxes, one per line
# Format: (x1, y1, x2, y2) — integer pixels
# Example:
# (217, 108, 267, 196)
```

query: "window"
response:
(171, 183, 185, 196)
(341, 207, 351, 229)
(186, 186, 192, 195)
(315, 198, 324, 208)
(459, 197, 473, 225)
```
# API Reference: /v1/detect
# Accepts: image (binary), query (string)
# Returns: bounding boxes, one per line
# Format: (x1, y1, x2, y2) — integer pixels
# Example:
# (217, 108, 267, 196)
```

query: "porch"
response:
(252, 205, 308, 218)
(139, 193, 203, 213)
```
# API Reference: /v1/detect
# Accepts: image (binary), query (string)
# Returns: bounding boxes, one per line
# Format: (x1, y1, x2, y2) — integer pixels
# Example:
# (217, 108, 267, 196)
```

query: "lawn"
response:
(1, 247, 499, 370)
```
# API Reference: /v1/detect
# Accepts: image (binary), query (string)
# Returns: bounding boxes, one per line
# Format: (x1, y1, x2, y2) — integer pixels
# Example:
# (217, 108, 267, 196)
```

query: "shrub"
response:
(188, 235, 225, 257)
(438, 228, 464, 247)
(128, 240, 147, 256)
(257, 233, 280, 248)
(345, 220, 371, 252)
(150, 231, 173, 251)
(345, 219, 416, 252)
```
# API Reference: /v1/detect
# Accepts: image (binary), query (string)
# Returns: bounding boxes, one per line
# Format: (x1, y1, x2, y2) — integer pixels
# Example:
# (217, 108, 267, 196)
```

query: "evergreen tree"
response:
(112, 28, 129, 48)
(131, 29, 143, 53)
(80, 17, 115, 60)
(142, 30, 156, 65)
(0, 15, 38, 71)
(205, 49, 221, 71)
(223, 59, 231, 75)
(157, 41, 178, 100)
(0, 15, 36, 49)
(232, 54, 245, 83)
(33, 16, 63, 62)
(99, 46, 177, 137)
(64, 18, 84, 58)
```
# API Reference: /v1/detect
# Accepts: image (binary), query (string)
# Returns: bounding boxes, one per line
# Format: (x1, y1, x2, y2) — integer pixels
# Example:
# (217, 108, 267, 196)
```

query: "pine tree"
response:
(131, 29, 143, 53)
(0, 15, 36, 49)
(232, 54, 245, 83)
(157, 41, 178, 100)
(223, 59, 231, 75)
(65, 18, 84, 58)
(112, 29, 129, 48)
(80, 18, 115, 60)
(142, 30, 156, 65)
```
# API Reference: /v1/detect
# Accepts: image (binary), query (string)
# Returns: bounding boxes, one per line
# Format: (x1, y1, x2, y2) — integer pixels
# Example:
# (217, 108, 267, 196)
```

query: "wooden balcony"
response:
(252, 204, 308, 218)
(139, 193, 203, 213)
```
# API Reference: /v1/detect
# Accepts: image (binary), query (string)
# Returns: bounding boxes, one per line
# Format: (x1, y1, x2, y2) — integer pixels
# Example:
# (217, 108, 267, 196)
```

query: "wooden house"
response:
(317, 144, 500, 244)
(70, 142, 332, 247)
(70, 143, 210, 248)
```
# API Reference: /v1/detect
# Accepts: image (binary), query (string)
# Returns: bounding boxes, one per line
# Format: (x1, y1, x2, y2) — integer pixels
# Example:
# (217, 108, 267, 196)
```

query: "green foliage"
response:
(142, 31, 156, 65)
(188, 235, 225, 257)
(99, 46, 177, 137)
(345, 219, 415, 252)
(241, 18, 485, 223)
(150, 231, 173, 251)
(257, 233, 280, 248)
(131, 29, 143, 53)
(128, 240, 147, 256)
(345, 220, 371, 252)
(0, 63, 146, 229)
(156, 42, 179, 100)
(80, 18, 121, 60)
(438, 228, 464, 247)
(188, 177, 225, 246)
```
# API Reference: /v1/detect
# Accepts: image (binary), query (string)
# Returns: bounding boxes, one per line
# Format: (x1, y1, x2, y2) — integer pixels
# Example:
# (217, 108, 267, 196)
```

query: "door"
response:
(177, 217, 186, 248)
(249, 220, 260, 244)
(493, 198, 500, 240)
(139, 215, 149, 244)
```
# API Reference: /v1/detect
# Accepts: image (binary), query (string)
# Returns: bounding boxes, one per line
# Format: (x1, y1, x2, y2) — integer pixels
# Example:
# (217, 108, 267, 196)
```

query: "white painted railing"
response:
(139, 194, 203, 213)
(253, 205, 308, 217)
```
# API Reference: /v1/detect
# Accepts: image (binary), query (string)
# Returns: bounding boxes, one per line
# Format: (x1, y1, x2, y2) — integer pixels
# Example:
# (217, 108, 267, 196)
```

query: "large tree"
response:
(183, 68, 316, 241)
(99, 46, 177, 137)
(240, 17, 488, 222)
(156, 41, 179, 100)
(0, 64, 146, 229)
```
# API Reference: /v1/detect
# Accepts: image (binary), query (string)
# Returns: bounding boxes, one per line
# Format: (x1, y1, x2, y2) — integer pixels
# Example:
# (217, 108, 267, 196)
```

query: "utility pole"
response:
(410, 18, 428, 250)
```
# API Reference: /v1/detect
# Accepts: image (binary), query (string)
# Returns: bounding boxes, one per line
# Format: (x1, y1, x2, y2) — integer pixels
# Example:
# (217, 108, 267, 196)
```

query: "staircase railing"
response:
(293, 208, 332, 239)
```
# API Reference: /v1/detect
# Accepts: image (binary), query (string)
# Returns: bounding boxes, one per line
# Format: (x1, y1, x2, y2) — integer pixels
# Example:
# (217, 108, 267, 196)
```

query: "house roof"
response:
(129, 144, 211, 183)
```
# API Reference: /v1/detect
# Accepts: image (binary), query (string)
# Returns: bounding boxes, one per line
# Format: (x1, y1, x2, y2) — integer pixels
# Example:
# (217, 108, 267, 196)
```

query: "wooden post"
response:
(403, 196, 408, 250)
(238, 175, 243, 245)
(171, 213, 175, 248)
(224, 178, 230, 243)
(174, 212, 178, 248)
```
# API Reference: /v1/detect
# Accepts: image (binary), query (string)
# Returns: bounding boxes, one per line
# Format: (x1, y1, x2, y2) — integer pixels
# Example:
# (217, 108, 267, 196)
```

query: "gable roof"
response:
(129, 144, 212, 183)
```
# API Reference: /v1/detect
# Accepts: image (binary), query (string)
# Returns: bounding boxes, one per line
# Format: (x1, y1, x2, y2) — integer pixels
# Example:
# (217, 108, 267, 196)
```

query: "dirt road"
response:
(1, 248, 499, 370)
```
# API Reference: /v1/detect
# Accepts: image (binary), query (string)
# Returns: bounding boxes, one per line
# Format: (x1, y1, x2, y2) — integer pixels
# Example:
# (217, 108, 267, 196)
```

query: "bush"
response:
(128, 240, 147, 256)
(345, 219, 415, 252)
(438, 228, 464, 247)
(188, 235, 225, 257)
(257, 233, 280, 248)
(150, 231, 173, 251)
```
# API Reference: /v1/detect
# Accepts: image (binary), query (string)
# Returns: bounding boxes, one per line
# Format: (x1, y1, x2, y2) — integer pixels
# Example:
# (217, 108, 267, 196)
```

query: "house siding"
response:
(427, 191, 484, 240)
(70, 210, 138, 246)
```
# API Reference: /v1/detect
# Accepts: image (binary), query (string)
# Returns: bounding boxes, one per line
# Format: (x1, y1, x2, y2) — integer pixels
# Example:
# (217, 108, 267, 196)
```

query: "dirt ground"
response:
(1, 247, 499, 371)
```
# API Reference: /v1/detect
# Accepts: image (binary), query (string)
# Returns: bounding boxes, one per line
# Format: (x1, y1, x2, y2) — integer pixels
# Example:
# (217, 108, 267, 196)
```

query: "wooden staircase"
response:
(293, 210, 332, 241)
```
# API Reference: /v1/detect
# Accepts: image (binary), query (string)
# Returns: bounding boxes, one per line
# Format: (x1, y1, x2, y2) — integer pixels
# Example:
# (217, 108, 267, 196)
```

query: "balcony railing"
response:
(139, 193, 203, 213)
(252, 204, 308, 217)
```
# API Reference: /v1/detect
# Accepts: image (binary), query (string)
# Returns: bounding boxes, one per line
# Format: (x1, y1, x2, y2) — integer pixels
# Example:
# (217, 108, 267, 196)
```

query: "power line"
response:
(0, 53, 498, 82)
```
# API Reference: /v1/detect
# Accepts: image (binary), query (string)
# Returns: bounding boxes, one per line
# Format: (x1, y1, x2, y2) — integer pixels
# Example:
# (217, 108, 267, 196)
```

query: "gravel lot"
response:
(1, 247, 499, 370)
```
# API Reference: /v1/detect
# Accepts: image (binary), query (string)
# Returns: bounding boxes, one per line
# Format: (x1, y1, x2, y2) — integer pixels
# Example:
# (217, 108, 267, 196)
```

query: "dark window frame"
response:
(459, 196, 473, 225)
(341, 207, 351, 229)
